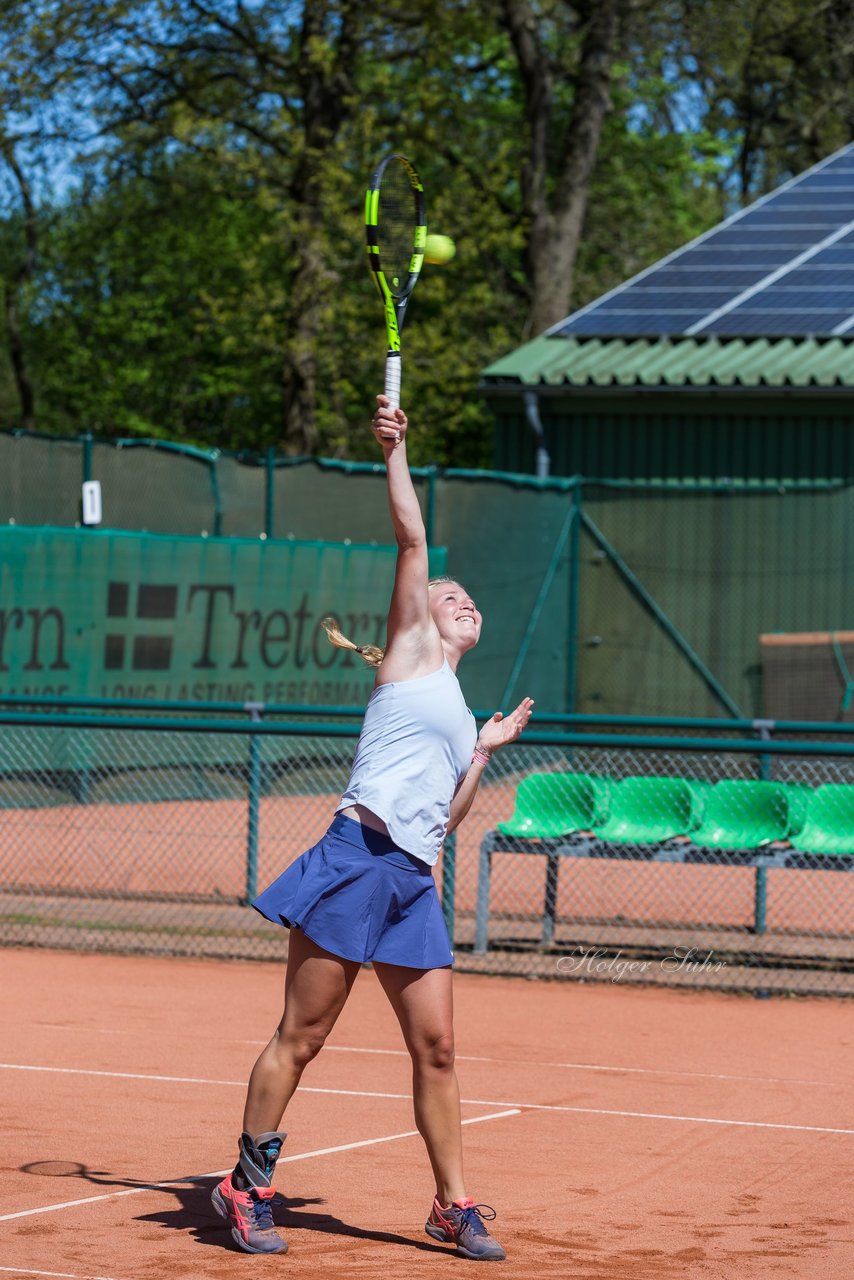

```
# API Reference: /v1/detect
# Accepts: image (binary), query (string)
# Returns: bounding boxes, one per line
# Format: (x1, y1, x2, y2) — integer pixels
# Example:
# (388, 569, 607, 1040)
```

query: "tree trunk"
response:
(279, 0, 358, 454)
(503, 0, 624, 338)
(280, 221, 324, 455)
(4, 281, 35, 430)
(1, 142, 37, 429)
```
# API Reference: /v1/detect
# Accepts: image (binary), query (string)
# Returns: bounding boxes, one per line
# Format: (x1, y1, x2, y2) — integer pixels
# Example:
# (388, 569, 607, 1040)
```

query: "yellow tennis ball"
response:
(424, 233, 456, 265)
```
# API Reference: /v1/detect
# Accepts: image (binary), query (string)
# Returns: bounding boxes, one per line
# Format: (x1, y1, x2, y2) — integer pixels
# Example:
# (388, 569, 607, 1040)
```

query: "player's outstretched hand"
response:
(372, 395, 408, 450)
(477, 697, 535, 755)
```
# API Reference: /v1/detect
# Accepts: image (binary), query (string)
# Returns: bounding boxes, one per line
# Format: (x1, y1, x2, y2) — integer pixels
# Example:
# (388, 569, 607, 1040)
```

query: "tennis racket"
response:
(365, 153, 426, 410)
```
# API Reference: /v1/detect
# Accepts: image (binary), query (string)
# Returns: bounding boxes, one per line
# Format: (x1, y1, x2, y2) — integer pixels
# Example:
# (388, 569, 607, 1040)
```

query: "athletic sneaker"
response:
(211, 1174, 288, 1254)
(425, 1196, 506, 1261)
(211, 1129, 288, 1254)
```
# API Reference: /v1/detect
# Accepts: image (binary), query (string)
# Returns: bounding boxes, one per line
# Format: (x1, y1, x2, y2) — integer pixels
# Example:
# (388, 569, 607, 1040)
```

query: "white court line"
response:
(458, 1098, 854, 1136)
(0, 1064, 253, 1088)
(45, 1027, 845, 1089)
(0, 1270, 123, 1280)
(319, 1044, 844, 1089)
(295, 1088, 854, 1136)
(1, 1063, 850, 1137)
(0, 1110, 519, 1224)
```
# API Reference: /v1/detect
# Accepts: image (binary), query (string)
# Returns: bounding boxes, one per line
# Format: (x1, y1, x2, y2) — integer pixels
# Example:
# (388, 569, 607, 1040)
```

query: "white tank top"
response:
(336, 660, 477, 865)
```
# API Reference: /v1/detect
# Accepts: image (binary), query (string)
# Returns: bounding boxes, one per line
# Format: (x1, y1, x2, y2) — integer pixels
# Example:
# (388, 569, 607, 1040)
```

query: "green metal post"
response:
(566, 480, 582, 713)
(542, 854, 559, 945)
(753, 722, 773, 934)
(82, 431, 93, 483)
(72, 765, 93, 804)
(245, 704, 263, 902)
(755, 719, 774, 782)
(441, 830, 456, 940)
(753, 868, 768, 936)
(265, 446, 276, 539)
(210, 455, 223, 537)
(425, 466, 437, 547)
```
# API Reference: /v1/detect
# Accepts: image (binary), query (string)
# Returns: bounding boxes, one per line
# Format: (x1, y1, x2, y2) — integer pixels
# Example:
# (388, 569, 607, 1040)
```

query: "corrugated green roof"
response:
(482, 335, 854, 389)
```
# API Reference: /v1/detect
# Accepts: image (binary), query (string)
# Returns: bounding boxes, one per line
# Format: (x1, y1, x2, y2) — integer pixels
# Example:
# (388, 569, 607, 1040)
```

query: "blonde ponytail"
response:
(322, 616, 385, 668)
(323, 578, 464, 670)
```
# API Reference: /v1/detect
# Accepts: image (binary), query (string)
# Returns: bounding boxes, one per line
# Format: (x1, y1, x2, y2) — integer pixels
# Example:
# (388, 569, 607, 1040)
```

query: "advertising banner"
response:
(0, 527, 448, 706)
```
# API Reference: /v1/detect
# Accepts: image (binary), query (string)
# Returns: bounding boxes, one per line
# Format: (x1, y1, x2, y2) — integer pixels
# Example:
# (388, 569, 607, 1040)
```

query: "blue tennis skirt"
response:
(252, 813, 453, 969)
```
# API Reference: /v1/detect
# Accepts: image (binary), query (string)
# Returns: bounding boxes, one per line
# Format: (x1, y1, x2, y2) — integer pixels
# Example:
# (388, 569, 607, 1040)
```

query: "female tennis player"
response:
(212, 395, 533, 1261)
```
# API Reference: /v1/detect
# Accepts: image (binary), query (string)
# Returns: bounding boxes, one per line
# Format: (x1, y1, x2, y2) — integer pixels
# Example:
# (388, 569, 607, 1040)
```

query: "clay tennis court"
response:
(1, 947, 851, 1280)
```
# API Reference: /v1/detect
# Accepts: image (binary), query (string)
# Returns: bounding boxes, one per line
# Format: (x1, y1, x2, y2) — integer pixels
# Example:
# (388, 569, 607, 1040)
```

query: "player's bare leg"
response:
(212, 930, 360, 1254)
(373, 962, 505, 1260)
(244, 929, 361, 1134)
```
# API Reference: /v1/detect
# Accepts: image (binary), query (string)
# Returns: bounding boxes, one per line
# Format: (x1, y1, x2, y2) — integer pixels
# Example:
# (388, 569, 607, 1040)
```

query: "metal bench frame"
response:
(473, 830, 854, 954)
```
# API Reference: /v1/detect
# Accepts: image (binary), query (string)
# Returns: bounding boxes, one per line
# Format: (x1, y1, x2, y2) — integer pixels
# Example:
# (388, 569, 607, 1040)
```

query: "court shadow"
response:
(18, 1161, 450, 1256)
(20, 1159, 145, 1186)
(138, 1180, 452, 1256)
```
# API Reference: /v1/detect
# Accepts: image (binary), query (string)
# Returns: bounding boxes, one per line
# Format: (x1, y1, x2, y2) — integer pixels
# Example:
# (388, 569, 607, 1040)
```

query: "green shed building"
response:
(483, 139, 854, 482)
(483, 335, 854, 483)
(478, 144, 854, 721)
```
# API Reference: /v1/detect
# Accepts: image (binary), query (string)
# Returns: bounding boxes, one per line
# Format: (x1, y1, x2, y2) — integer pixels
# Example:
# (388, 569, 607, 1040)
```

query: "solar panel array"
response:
(554, 142, 854, 339)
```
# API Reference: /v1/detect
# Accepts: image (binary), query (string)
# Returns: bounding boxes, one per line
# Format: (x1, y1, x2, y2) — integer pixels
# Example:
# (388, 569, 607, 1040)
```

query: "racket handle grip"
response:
(384, 353, 401, 410)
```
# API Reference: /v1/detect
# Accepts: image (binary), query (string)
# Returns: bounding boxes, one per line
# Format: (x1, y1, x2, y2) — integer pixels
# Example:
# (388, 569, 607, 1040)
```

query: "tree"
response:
(0, 0, 531, 459)
(680, 0, 854, 200)
(26, 157, 285, 443)
(0, 0, 367, 452)
(0, 139, 38, 429)
(0, 0, 849, 462)
(501, 0, 630, 336)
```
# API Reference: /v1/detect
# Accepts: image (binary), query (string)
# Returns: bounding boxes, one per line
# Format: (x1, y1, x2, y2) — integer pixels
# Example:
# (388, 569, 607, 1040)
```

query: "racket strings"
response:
(377, 163, 417, 295)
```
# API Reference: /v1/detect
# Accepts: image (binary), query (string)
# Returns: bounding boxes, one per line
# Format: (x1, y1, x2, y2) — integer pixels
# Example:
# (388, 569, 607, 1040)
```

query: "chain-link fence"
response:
(3, 429, 854, 722)
(2, 707, 852, 995)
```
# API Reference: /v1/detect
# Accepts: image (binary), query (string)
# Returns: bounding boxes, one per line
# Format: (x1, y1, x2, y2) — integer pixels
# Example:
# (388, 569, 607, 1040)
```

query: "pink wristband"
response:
(472, 748, 491, 768)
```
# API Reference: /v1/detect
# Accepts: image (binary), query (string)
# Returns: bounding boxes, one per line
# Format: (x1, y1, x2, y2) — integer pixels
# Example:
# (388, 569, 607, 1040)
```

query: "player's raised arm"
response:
(371, 396, 443, 682)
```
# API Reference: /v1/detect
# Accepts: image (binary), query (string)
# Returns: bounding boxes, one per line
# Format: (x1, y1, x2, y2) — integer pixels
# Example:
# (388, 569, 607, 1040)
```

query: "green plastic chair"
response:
(496, 772, 610, 839)
(781, 783, 812, 837)
(790, 785, 854, 856)
(591, 775, 693, 844)
(688, 780, 793, 850)
(685, 779, 713, 825)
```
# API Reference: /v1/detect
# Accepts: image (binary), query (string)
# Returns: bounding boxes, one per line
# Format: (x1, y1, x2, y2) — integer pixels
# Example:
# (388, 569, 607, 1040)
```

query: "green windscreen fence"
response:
(432, 476, 577, 713)
(2, 430, 853, 721)
(577, 484, 854, 720)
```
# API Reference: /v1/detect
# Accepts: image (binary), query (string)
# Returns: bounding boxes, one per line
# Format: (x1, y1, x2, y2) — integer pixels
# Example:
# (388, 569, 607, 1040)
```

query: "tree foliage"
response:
(0, 0, 850, 465)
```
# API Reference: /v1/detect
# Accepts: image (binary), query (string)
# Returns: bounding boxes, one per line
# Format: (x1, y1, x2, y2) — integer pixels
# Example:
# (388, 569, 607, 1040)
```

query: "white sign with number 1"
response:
(82, 480, 102, 525)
